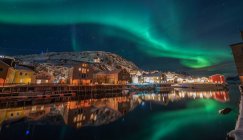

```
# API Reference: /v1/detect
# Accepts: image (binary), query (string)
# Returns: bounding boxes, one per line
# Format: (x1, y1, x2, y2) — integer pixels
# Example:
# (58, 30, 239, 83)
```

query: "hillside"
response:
(14, 51, 139, 81)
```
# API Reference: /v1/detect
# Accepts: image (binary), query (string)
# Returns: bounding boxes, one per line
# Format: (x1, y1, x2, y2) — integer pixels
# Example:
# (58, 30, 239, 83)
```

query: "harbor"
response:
(0, 1, 242, 139)
(0, 83, 227, 109)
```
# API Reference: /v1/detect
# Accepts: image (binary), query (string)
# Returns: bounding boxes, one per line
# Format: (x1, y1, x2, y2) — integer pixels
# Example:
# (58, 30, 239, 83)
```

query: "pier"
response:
(0, 84, 156, 108)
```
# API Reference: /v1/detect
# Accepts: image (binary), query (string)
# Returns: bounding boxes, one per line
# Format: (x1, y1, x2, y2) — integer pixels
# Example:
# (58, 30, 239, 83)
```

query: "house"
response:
(142, 72, 167, 84)
(93, 57, 101, 63)
(209, 74, 225, 84)
(33, 72, 53, 84)
(200, 77, 209, 83)
(94, 69, 131, 84)
(13, 65, 34, 84)
(118, 69, 131, 84)
(72, 62, 94, 85)
(94, 71, 118, 84)
(165, 72, 177, 83)
(0, 56, 35, 85)
(0, 60, 15, 85)
(130, 70, 142, 84)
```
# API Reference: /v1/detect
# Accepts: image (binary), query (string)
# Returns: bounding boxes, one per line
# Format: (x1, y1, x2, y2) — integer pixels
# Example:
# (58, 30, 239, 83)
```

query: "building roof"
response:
(230, 42, 243, 47)
(0, 60, 11, 68)
(15, 65, 34, 71)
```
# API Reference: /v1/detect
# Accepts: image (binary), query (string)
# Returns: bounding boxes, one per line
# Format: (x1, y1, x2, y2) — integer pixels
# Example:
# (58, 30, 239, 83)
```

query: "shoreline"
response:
(0, 83, 228, 109)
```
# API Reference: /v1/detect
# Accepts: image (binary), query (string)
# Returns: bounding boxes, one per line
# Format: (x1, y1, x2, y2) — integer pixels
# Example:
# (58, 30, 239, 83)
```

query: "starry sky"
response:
(0, 0, 243, 76)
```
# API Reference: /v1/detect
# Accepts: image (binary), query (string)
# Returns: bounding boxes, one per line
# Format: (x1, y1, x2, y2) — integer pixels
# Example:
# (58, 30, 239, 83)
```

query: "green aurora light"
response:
(0, 0, 232, 68)
(136, 99, 235, 140)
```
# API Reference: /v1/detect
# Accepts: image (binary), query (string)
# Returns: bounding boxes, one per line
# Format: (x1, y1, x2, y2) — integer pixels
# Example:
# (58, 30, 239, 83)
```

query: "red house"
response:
(209, 74, 225, 84)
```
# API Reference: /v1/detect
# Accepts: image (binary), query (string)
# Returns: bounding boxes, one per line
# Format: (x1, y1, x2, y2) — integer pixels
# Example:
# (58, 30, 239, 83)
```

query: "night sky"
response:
(0, 0, 243, 76)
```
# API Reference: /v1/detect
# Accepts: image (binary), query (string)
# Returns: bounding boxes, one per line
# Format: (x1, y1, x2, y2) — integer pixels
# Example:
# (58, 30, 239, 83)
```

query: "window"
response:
(81, 69, 86, 74)
(20, 72, 23, 75)
(36, 80, 41, 84)
(0, 68, 3, 72)
(25, 73, 28, 76)
(81, 74, 86, 78)
(82, 63, 87, 67)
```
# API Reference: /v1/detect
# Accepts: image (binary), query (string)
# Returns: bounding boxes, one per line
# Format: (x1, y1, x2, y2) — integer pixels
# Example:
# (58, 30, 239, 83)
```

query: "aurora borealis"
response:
(0, 0, 243, 72)
(141, 99, 236, 140)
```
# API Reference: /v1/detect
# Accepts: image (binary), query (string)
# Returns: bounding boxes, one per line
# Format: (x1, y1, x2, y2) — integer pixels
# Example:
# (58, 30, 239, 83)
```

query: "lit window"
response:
(79, 68, 81, 71)
(82, 69, 86, 74)
(37, 80, 41, 84)
(93, 115, 97, 121)
(90, 114, 93, 120)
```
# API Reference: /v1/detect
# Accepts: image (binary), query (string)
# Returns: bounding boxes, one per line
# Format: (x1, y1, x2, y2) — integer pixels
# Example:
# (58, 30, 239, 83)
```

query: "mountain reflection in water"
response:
(0, 89, 229, 130)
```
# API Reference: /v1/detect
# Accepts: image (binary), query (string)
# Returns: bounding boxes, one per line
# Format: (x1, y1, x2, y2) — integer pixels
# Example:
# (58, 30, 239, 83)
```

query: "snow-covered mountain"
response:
(15, 51, 139, 73)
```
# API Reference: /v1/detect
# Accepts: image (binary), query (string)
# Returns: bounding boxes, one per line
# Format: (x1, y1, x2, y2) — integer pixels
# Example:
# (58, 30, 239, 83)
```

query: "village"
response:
(0, 53, 226, 87)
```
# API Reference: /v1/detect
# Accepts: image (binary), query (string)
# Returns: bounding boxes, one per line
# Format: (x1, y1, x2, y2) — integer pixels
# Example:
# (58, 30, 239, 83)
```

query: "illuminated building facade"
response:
(0, 60, 15, 85)
(142, 72, 167, 84)
(94, 69, 131, 84)
(209, 74, 225, 84)
(33, 72, 53, 84)
(13, 65, 34, 84)
(72, 62, 94, 85)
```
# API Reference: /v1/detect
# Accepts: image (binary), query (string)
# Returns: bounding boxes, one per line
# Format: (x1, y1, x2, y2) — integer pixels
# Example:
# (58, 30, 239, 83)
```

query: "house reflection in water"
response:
(0, 89, 229, 129)
(62, 97, 137, 128)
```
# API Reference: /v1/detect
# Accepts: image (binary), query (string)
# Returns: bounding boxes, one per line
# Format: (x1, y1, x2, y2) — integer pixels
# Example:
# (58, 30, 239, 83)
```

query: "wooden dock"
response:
(0, 84, 155, 108)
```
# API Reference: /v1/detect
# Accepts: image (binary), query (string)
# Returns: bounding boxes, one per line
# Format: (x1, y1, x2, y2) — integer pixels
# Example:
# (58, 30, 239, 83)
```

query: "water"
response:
(0, 85, 240, 140)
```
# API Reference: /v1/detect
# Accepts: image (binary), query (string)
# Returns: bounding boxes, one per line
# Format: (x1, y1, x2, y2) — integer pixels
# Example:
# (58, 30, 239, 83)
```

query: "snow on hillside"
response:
(14, 51, 139, 81)
(35, 63, 73, 82)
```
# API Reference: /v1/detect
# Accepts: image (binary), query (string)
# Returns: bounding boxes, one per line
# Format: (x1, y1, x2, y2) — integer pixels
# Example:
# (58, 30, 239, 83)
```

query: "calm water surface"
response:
(0, 85, 240, 140)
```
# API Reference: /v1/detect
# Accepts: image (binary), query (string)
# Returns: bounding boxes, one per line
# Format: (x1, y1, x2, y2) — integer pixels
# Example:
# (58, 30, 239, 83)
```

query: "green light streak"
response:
(139, 99, 234, 140)
(0, 1, 231, 68)
(71, 25, 80, 51)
